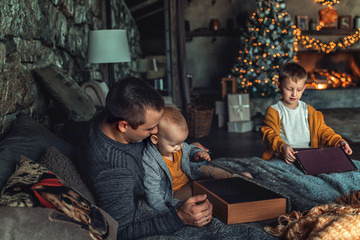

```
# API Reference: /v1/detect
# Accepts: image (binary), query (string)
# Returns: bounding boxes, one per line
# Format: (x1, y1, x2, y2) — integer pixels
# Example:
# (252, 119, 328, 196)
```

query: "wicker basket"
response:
(186, 106, 214, 138)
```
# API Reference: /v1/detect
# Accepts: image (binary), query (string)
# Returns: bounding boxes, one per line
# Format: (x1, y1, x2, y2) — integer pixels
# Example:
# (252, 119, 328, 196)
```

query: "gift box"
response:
(215, 101, 225, 115)
(227, 94, 250, 122)
(227, 121, 253, 133)
(217, 114, 226, 128)
(193, 177, 289, 224)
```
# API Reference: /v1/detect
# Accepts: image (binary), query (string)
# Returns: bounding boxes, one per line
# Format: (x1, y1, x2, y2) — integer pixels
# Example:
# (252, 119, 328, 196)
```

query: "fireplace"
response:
(298, 51, 360, 89)
(296, 51, 360, 109)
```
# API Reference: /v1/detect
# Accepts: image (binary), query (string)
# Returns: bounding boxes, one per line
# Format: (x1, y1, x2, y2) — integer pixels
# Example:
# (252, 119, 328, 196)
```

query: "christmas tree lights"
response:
(231, 0, 294, 97)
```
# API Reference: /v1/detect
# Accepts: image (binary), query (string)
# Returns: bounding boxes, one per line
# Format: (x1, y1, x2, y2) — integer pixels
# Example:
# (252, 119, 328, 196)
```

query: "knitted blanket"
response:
(265, 191, 360, 239)
(141, 157, 360, 240)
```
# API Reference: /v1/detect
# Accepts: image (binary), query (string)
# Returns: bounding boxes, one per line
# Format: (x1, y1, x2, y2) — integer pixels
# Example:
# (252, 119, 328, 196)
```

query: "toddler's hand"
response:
(194, 151, 211, 162)
(281, 144, 297, 165)
(337, 140, 353, 155)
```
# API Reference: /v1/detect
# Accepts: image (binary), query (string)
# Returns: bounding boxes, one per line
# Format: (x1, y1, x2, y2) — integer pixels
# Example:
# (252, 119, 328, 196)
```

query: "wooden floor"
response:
(187, 119, 360, 161)
(187, 124, 266, 160)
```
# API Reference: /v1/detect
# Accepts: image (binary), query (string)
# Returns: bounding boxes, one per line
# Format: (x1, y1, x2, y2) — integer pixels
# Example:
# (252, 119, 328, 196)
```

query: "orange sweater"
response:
(260, 104, 344, 160)
(163, 150, 189, 192)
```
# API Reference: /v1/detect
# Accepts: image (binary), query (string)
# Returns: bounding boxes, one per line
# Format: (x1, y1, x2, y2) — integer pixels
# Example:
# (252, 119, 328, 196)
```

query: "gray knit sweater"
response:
(77, 112, 185, 240)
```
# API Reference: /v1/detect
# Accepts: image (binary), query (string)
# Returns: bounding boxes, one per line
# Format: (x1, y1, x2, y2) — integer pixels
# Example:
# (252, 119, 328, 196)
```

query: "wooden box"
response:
(193, 177, 289, 224)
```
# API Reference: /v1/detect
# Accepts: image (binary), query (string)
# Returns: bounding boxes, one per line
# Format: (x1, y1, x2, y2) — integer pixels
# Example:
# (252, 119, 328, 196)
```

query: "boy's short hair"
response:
(160, 105, 188, 132)
(105, 77, 165, 129)
(279, 62, 307, 84)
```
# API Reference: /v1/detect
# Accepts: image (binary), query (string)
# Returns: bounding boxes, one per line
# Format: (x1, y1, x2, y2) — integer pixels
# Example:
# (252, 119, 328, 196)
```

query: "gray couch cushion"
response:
(33, 65, 96, 122)
(0, 113, 74, 190)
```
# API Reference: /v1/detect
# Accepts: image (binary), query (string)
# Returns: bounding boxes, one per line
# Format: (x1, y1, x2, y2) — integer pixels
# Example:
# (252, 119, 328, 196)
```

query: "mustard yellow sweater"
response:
(260, 104, 344, 160)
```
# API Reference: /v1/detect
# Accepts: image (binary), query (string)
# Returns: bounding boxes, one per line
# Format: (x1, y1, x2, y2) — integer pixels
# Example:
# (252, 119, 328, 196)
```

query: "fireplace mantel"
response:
(302, 29, 354, 36)
(301, 88, 360, 109)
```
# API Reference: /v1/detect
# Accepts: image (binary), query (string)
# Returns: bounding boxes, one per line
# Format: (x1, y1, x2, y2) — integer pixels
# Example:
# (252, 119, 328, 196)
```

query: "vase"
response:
(210, 19, 221, 31)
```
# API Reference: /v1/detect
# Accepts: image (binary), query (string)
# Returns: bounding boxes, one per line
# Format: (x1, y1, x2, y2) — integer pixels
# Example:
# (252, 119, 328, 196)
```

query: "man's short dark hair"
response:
(105, 77, 165, 129)
(279, 62, 307, 84)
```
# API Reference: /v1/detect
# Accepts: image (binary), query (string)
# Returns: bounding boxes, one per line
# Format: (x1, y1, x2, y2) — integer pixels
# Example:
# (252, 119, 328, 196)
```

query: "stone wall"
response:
(0, 0, 140, 133)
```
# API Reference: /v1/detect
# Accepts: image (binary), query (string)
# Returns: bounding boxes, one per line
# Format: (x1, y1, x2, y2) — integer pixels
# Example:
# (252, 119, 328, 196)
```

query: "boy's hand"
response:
(281, 144, 297, 164)
(337, 140, 353, 155)
(194, 151, 211, 162)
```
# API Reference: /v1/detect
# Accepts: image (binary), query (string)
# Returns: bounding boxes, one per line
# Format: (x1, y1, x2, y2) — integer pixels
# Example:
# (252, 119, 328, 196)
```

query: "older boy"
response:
(260, 62, 352, 163)
(77, 77, 213, 239)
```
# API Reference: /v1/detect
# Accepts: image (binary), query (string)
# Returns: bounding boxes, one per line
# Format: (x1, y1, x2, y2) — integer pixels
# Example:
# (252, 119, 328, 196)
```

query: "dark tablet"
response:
(294, 147, 357, 175)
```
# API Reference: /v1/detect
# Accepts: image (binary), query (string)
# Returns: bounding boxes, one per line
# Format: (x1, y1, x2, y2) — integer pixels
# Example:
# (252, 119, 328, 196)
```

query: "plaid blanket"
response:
(141, 157, 360, 240)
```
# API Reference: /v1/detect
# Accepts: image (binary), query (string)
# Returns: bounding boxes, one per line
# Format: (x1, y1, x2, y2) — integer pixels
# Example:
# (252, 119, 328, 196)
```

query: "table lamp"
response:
(87, 29, 131, 87)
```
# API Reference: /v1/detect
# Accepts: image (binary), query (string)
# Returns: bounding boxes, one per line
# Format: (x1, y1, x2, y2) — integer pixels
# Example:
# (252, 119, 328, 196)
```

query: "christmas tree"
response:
(231, 0, 295, 97)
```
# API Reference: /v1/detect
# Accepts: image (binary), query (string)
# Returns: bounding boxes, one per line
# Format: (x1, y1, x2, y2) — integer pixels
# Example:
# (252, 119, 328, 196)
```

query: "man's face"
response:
(124, 108, 163, 143)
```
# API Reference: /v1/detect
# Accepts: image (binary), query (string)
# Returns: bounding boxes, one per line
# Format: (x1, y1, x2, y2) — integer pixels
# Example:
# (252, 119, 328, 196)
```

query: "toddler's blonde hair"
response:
(160, 105, 188, 132)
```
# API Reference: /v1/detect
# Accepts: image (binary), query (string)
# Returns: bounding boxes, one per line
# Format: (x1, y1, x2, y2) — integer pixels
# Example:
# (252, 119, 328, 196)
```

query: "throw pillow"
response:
(0, 113, 75, 190)
(0, 156, 117, 240)
(38, 146, 95, 203)
(33, 65, 96, 122)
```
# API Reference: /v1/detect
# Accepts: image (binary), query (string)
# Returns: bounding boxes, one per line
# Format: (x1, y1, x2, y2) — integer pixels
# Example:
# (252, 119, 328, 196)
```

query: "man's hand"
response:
(194, 151, 211, 162)
(337, 140, 353, 155)
(191, 142, 209, 153)
(176, 194, 213, 228)
(281, 143, 297, 164)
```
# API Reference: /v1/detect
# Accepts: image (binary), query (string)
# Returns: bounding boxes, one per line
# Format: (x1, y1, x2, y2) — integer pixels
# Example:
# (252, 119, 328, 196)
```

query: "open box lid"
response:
(294, 147, 357, 176)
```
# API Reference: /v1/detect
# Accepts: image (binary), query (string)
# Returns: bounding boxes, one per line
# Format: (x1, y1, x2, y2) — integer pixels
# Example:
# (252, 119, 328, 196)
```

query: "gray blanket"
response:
(141, 157, 360, 240)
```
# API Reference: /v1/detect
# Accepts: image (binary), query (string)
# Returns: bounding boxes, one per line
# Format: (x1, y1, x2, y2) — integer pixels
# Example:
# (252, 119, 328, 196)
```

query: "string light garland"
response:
(315, 0, 340, 7)
(293, 27, 360, 54)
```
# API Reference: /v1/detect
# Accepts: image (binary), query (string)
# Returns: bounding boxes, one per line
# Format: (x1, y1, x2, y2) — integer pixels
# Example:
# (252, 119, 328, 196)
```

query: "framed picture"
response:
(338, 15, 352, 29)
(297, 16, 308, 30)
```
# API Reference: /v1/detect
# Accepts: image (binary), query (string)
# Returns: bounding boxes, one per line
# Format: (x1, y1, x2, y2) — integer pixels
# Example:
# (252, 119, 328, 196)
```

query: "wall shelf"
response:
(186, 29, 243, 37)
(301, 29, 356, 36)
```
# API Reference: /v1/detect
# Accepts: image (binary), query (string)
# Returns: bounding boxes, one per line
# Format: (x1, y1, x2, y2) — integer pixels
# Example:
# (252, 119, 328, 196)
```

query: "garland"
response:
(315, 0, 340, 7)
(293, 0, 360, 54)
(293, 27, 360, 54)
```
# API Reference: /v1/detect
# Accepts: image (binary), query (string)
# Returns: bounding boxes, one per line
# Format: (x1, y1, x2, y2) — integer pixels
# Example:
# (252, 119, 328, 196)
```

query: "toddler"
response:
(142, 105, 249, 213)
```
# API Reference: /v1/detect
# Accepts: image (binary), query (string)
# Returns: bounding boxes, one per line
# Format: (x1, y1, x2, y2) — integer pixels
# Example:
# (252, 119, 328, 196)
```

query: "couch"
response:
(2, 113, 360, 240)
(0, 113, 118, 239)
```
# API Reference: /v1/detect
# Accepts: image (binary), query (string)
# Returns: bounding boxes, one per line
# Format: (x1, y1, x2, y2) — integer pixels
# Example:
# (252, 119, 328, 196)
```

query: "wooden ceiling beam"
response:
(130, 0, 162, 12)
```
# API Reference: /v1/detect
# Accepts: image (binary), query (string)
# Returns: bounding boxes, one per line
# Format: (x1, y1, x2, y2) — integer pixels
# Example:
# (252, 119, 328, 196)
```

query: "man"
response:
(77, 77, 213, 239)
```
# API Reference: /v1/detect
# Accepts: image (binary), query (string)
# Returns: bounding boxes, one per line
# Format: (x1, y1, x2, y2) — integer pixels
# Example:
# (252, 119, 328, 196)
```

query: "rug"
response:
(322, 109, 360, 143)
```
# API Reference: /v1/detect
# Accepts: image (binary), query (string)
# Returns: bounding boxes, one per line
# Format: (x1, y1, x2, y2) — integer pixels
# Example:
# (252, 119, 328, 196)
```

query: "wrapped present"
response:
(227, 121, 253, 133)
(227, 94, 250, 122)
(215, 101, 225, 115)
(217, 114, 226, 128)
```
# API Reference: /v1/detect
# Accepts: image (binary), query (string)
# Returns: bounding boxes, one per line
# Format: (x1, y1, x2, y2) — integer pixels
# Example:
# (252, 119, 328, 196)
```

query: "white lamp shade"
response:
(88, 29, 131, 64)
